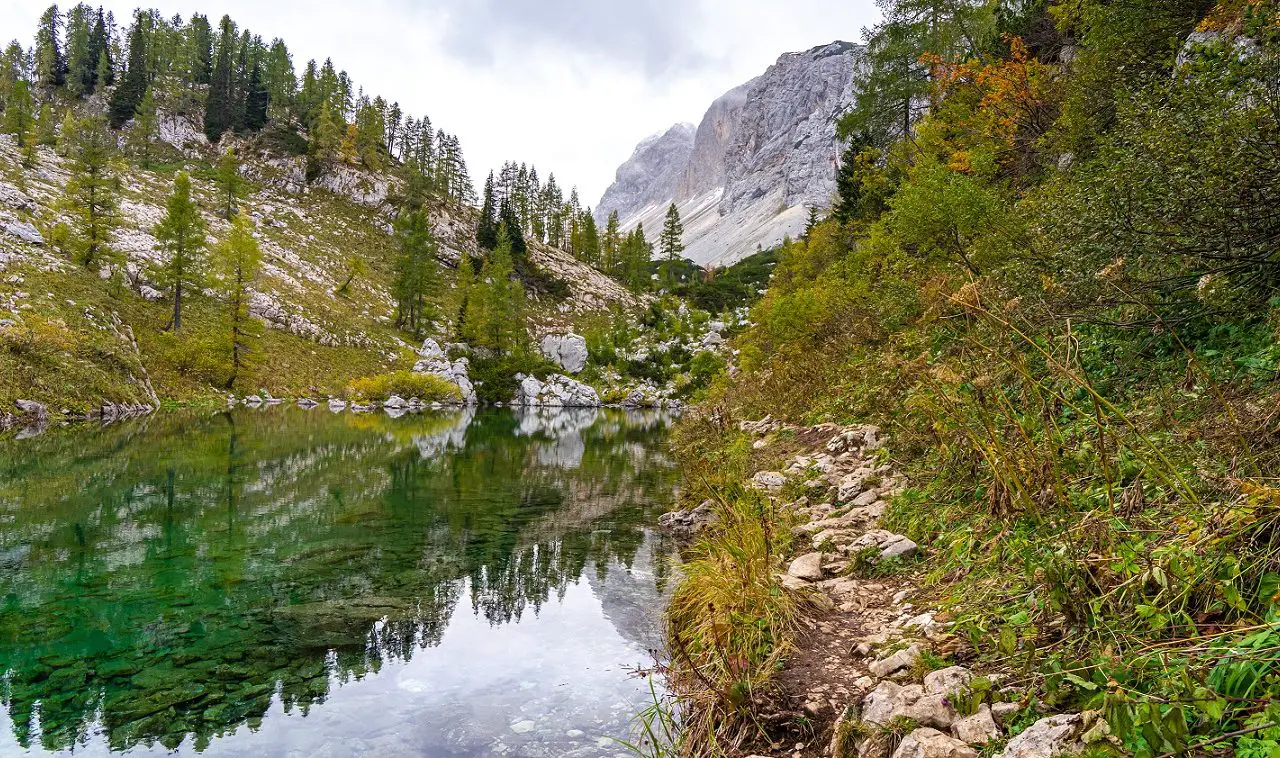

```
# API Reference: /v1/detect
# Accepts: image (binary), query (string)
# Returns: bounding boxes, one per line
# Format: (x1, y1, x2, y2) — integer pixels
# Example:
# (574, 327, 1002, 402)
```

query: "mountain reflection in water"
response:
(0, 406, 679, 757)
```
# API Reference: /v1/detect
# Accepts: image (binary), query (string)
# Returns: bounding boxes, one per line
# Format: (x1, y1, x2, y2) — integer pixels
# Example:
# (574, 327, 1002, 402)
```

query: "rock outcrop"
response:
(412, 339, 475, 404)
(596, 41, 863, 266)
(511, 373, 601, 408)
(538, 333, 589, 374)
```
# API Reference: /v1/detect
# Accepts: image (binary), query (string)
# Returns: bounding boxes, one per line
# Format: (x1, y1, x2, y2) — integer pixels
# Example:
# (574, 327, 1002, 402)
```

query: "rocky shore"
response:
(660, 417, 1116, 758)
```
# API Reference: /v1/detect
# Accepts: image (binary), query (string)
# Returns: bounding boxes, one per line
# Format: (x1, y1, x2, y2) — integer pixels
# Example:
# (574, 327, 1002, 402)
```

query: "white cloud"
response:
(0, 0, 881, 204)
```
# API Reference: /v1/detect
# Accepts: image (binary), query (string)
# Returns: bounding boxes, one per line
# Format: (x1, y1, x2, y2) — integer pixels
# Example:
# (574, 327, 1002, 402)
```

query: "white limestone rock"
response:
(539, 333, 589, 374)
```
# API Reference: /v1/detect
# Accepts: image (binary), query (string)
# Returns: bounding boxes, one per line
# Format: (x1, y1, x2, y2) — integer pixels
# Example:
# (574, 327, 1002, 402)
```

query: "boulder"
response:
(924, 667, 973, 698)
(868, 644, 921, 678)
(990, 702, 1021, 726)
(787, 552, 824, 581)
(658, 500, 718, 537)
(751, 470, 787, 493)
(4, 221, 43, 245)
(384, 395, 407, 409)
(413, 343, 474, 404)
(997, 713, 1107, 758)
(952, 705, 1001, 746)
(511, 374, 601, 407)
(539, 333, 589, 374)
(862, 681, 924, 726)
(891, 728, 978, 758)
(14, 399, 47, 420)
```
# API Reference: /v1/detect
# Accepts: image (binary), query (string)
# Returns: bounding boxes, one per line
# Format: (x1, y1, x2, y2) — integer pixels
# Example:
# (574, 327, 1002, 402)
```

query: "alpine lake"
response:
(0, 405, 681, 757)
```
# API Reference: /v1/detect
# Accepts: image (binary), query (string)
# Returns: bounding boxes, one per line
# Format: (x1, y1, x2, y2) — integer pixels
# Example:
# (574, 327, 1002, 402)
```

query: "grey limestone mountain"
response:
(596, 41, 863, 267)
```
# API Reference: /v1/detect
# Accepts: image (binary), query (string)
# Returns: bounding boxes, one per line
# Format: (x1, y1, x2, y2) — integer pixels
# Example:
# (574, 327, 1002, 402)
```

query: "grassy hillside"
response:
(666, 1, 1280, 756)
(0, 119, 641, 416)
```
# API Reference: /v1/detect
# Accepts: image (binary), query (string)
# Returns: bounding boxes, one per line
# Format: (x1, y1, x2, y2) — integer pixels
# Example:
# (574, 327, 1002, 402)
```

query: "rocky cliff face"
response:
(596, 41, 862, 267)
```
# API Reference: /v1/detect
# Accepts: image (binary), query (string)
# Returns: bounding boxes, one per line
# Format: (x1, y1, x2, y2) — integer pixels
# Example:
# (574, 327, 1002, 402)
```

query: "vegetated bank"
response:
(657, 1, 1280, 757)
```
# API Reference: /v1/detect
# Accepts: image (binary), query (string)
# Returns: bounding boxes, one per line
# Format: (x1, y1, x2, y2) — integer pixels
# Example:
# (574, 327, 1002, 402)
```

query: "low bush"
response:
(345, 371, 461, 403)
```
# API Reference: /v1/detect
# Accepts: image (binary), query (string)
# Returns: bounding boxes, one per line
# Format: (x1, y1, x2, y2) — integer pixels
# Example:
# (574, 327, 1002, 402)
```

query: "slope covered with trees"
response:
(0, 5, 652, 416)
(669, 0, 1280, 755)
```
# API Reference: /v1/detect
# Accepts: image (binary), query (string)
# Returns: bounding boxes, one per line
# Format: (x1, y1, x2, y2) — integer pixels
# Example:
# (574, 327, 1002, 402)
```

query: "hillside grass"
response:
(663, 3, 1280, 757)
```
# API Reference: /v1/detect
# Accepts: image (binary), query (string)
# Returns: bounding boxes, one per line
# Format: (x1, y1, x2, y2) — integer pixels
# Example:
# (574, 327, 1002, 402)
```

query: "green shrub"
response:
(467, 351, 562, 404)
(345, 371, 461, 403)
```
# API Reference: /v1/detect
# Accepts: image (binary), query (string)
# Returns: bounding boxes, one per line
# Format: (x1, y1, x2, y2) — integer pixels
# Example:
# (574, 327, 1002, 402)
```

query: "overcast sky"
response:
(2, 1, 881, 204)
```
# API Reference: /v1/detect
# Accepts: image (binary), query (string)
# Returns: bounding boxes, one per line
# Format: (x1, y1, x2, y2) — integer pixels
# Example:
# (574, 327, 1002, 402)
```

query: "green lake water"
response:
(0, 407, 680, 757)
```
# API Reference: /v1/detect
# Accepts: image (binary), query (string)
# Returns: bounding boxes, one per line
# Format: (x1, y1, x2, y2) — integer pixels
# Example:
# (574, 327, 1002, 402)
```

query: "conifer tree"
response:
(65, 4, 93, 96)
(262, 39, 293, 114)
(392, 208, 440, 336)
(466, 228, 524, 354)
(216, 147, 244, 219)
(243, 57, 269, 131)
(477, 172, 499, 250)
(127, 85, 157, 166)
(108, 13, 149, 129)
(499, 199, 526, 261)
(63, 116, 119, 268)
(2, 80, 34, 137)
(89, 8, 112, 87)
(153, 171, 207, 332)
(454, 249, 474, 337)
(217, 212, 262, 389)
(659, 202, 685, 264)
(602, 210, 621, 273)
(34, 5, 66, 89)
(34, 103, 57, 146)
(185, 13, 213, 85)
(203, 16, 235, 142)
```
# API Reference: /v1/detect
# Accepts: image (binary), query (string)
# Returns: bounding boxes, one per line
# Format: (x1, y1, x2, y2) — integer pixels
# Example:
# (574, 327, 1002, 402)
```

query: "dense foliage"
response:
(672, 0, 1280, 755)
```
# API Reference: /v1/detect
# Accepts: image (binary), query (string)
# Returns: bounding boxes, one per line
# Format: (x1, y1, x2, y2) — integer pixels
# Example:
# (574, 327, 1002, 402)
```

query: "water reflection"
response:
(0, 407, 678, 756)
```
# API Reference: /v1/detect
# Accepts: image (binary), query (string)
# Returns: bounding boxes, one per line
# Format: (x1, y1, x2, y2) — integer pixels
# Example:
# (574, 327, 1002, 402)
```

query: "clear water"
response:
(0, 407, 679, 757)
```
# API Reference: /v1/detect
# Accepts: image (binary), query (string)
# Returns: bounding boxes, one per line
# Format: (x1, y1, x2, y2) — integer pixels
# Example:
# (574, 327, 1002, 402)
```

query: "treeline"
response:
(0, 4, 473, 205)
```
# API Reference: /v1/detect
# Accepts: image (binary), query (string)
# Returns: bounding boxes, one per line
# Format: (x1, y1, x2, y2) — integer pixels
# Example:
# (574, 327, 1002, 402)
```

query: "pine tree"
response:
(63, 116, 119, 268)
(216, 147, 244, 219)
(216, 212, 262, 389)
(185, 13, 213, 85)
(34, 5, 66, 89)
(243, 57, 269, 131)
(2, 80, 34, 136)
(153, 171, 207, 332)
(203, 15, 235, 142)
(659, 202, 685, 263)
(466, 228, 524, 354)
(262, 39, 293, 114)
(65, 4, 93, 96)
(108, 12, 149, 129)
(477, 172, 499, 250)
(392, 208, 440, 336)
(804, 207, 821, 238)
(499, 199, 526, 261)
(34, 103, 56, 145)
(128, 86, 157, 166)
(602, 210, 621, 274)
(454, 249, 474, 338)
(89, 8, 112, 87)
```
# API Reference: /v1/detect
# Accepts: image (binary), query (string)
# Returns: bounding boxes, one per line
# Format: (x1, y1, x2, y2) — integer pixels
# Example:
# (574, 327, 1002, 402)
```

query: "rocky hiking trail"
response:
(663, 418, 1116, 758)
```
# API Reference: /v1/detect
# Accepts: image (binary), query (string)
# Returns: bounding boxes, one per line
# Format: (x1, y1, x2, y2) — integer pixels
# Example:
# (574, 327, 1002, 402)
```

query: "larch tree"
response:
(392, 208, 441, 337)
(127, 85, 157, 166)
(63, 116, 119, 268)
(153, 171, 207, 332)
(216, 212, 263, 389)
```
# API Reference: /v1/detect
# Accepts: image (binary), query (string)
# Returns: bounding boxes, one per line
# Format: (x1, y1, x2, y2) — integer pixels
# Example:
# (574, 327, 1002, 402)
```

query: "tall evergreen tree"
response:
(108, 12, 148, 129)
(659, 202, 685, 287)
(262, 39, 293, 114)
(217, 212, 262, 389)
(185, 13, 213, 85)
(63, 116, 119, 268)
(243, 57, 269, 130)
(1, 80, 34, 137)
(153, 171, 207, 332)
(602, 210, 621, 273)
(89, 7, 113, 87)
(477, 172, 499, 250)
(392, 208, 441, 336)
(33, 5, 67, 89)
(65, 4, 93, 96)
(203, 15, 235, 142)
(465, 228, 524, 354)
(127, 85, 157, 166)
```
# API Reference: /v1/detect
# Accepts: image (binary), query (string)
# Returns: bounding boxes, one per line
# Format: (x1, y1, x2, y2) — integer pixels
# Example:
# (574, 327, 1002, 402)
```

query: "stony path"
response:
(673, 417, 1114, 758)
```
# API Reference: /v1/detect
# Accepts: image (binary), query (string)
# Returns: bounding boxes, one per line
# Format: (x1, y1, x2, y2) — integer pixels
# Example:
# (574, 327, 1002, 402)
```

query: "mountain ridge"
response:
(596, 40, 863, 266)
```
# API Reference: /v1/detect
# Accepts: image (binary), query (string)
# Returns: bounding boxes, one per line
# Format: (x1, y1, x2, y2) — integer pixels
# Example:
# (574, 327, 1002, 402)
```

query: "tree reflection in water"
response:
(0, 407, 677, 753)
